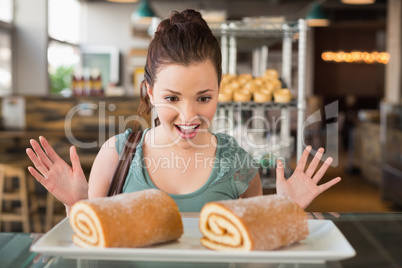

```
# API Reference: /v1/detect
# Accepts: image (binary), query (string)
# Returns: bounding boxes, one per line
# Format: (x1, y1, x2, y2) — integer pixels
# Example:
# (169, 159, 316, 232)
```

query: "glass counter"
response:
(1, 213, 402, 268)
(381, 101, 402, 206)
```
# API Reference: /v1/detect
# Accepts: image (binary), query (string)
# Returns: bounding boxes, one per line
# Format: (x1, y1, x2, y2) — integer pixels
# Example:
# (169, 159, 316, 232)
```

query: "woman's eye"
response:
(165, 96, 179, 102)
(198, 96, 211, 103)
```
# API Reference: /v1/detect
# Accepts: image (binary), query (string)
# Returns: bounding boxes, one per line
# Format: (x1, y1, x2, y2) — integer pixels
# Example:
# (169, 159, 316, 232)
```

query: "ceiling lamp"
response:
(131, 0, 155, 26)
(341, 0, 375, 4)
(306, 2, 330, 27)
(106, 0, 139, 3)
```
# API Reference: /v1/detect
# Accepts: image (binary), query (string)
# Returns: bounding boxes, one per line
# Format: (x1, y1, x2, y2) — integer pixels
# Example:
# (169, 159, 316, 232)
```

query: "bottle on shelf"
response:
(90, 68, 103, 96)
(83, 68, 92, 96)
(71, 68, 83, 96)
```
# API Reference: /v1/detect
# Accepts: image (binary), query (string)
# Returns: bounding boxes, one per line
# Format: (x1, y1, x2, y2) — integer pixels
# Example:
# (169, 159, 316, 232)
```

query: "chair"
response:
(0, 164, 42, 233)
(45, 192, 66, 232)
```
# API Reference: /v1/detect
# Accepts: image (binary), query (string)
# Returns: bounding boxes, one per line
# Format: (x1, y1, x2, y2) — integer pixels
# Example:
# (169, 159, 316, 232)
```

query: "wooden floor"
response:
(300, 149, 399, 212)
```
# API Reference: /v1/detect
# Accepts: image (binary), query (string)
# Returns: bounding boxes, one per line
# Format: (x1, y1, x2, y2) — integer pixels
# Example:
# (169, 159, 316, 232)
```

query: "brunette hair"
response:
(138, 9, 222, 126)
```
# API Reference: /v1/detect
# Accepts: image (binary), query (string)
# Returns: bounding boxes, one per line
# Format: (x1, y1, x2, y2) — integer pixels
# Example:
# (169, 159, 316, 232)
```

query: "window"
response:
(48, 0, 81, 44)
(0, 0, 13, 23)
(48, 0, 82, 96)
(0, 0, 13, 96)
(0, 30, 12, 96)
(48, 40, 80, 96)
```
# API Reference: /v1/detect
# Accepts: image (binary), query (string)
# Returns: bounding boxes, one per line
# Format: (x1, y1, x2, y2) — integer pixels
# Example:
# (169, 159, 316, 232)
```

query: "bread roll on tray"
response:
(264, 69, 279, 79)
(199, 195, 308, 251)
(273, 88, 292, 103)
(218, 92, 232, 102)
(69, 189, 183, 248)
(233, 89, 252, 102)
(253, 89, 272, 103)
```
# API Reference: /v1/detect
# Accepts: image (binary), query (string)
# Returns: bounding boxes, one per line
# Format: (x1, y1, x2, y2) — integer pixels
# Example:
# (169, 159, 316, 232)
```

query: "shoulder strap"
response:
(107, 130, 143, 196)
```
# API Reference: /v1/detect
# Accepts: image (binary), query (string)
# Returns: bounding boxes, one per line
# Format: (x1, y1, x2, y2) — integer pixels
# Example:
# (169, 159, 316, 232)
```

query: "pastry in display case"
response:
(233, 89, 252, 102)
(218, 71, 291, 103)
(218, 89, 233, 102)
(253, 88, 272, 103)
(273, 88, 292, 103)
(263, 68, 279, 80)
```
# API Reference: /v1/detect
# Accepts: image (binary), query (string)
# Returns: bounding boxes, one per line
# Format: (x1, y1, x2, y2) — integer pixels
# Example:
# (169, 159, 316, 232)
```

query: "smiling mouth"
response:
(174, 124, 200, 134)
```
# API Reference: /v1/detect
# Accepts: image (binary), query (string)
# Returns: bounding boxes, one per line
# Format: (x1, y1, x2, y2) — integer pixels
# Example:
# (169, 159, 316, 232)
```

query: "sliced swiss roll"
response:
(69, 189, 183, 248)
(199, 195, 308, 251)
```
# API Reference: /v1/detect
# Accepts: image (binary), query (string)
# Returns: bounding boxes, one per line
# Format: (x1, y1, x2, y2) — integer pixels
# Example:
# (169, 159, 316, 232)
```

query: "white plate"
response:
(31, 218, 355, 264)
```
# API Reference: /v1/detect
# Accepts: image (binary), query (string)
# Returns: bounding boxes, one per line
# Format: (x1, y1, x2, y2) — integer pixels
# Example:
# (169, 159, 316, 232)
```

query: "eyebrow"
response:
(164, 89, 214, 95)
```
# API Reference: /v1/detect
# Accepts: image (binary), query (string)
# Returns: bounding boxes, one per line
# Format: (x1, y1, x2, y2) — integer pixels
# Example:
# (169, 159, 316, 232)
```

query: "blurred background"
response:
(0, 0, 401, 232)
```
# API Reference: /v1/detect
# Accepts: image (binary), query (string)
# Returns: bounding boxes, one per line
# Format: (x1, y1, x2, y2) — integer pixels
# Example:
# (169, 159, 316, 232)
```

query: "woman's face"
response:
(148, 60, 219, 149)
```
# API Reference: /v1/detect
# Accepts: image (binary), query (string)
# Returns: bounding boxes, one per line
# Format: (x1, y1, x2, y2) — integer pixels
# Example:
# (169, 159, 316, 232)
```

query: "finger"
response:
(70, 146, 83, 172)
(27, 166, 48, 186)
(29, 233, 42, 244)
(317, 177, 341, 194)
(39, 136, 62, 163)
(26, 148, 49, 178)
(305, 147, 324, 178)
(42, 255, 50, 263)
(306, 213, 315, 219)
(329, 212, 340, 218)
(313, 212, 324, 220)
(33, 253, 42, 263)
(312, 157, 333, 184)
(295, 146, 312, 172)
(276, 159, 285, 181)
(30, 139, 53, 169)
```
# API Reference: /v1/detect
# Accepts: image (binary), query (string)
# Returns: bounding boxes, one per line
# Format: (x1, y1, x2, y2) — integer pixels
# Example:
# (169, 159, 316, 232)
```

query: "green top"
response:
(115, 128, 259, 212)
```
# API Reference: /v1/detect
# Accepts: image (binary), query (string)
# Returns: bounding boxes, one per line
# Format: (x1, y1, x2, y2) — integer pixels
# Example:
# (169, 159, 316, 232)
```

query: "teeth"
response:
(178, 125, 197, 130)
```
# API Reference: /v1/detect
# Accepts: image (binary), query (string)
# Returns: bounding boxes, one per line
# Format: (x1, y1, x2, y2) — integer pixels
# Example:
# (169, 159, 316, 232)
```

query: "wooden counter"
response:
(0, 96, 151, 174)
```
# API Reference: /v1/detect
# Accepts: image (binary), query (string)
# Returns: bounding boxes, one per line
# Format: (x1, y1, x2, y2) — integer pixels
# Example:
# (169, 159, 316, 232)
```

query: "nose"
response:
(179, 101, 198, 122)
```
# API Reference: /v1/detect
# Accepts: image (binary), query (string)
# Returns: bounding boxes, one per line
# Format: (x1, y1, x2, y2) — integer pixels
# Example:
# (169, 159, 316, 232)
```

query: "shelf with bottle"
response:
(71, 68, 104, 97)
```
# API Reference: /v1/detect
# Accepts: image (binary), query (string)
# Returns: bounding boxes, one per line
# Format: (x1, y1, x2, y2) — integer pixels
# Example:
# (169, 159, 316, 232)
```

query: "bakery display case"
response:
(380, 101, 402, 206)
(209, 19, 308, 188)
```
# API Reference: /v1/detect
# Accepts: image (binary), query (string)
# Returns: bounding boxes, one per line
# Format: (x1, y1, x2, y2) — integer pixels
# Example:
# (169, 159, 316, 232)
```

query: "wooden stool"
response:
(28, 176, 43, 233)
(45, 193, 66, 232)
(0, 164, 42, 233)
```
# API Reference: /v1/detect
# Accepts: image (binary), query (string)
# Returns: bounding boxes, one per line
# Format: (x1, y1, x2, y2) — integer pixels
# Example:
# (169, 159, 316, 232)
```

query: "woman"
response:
(26, 10, 340, 213)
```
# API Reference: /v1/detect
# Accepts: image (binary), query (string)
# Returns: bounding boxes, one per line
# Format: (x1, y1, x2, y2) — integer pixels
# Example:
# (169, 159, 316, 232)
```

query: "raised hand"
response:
(276, 146, 341, 209)
(26, 136, 88, 207)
